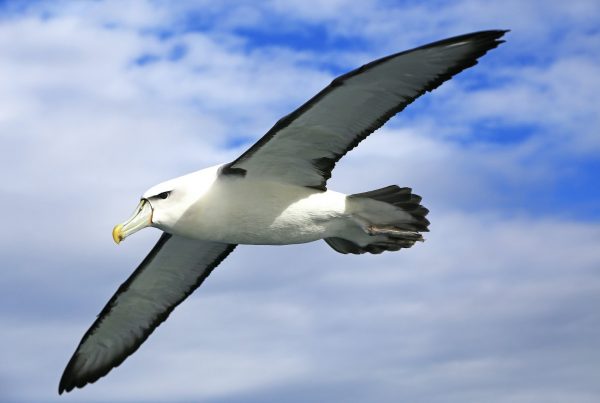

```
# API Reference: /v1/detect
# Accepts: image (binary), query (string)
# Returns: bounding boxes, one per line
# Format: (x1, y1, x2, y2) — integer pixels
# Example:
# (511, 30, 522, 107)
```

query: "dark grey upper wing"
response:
(227, 30, 507, 190)
(59, 233, 236, 394)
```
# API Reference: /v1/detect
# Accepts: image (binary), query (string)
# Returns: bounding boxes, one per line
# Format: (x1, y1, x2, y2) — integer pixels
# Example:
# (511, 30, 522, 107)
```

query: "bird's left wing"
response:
(59, 233, 236, 394)
(225, 30, 507, 190)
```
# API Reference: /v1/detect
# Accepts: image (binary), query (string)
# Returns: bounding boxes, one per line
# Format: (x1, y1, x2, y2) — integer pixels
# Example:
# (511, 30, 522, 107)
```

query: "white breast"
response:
(172, 175, 349, 245)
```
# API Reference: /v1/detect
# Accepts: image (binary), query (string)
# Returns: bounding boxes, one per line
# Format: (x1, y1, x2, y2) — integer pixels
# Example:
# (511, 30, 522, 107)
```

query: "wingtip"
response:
(58, 372, 67, 395)
(58, 354, 76, 394)
(58, 353, 91, 395)
(414, 29, 509, 54)
(479, 29, 510, 36)
(58, 372, 73, 395)
(58, 381, 68, 395)
(488, 29, 510, 43)
(471, 29, 510, 43)
(493, 29, 510, 40)
(58, 359, 106, 395)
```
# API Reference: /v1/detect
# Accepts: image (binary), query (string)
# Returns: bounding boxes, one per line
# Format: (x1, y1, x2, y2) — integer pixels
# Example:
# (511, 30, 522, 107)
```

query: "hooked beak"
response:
(112, 199, 153, 244)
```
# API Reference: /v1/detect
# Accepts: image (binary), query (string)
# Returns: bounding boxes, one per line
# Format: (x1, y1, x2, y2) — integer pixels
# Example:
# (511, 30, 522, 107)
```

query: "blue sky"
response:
(1, 1, 599, 402)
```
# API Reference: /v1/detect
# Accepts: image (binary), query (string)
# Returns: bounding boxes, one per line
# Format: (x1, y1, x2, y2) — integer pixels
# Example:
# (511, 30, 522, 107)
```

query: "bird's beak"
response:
(112, 199, 153, 244)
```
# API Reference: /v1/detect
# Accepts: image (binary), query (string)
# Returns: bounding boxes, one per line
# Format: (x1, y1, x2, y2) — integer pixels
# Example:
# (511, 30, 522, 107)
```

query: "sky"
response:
(1, 0, 599, 402)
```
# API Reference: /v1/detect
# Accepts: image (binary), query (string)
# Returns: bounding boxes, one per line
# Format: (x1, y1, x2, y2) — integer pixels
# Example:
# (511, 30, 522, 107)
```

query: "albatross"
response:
(59, 30, 507, 393)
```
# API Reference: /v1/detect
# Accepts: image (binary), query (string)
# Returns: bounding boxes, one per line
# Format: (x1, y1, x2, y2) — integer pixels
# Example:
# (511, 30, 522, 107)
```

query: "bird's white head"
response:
(112, 166, 219, 244)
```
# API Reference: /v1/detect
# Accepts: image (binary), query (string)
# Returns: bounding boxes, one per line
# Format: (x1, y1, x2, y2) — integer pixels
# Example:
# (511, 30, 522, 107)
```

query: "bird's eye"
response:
(157, 191, 170, 200)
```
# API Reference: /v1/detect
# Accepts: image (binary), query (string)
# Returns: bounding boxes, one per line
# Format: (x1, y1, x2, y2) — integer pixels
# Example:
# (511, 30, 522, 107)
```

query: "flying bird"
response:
(59, 30, 507, 393)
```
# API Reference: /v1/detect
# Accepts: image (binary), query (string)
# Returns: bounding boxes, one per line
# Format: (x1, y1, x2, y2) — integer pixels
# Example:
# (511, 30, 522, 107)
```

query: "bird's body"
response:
(146, 163, 417, 248)
(148, 164, 343, 245)
(59, 30, 508, 394)
(189, 180, 347, 245)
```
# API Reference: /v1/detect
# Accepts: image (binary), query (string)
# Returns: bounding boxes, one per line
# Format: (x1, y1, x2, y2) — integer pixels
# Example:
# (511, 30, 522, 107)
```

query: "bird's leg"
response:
(366, 225, 424, 242)
(351, 215, 424, 242)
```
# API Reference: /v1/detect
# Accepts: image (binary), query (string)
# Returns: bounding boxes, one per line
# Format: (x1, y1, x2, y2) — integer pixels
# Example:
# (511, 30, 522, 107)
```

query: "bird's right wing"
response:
(59, 233, 236, 394)
(226, 30, 507, 190)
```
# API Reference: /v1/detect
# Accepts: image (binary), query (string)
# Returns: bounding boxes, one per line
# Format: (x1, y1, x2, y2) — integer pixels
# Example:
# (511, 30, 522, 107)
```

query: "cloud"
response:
(0, 1, 599, 402)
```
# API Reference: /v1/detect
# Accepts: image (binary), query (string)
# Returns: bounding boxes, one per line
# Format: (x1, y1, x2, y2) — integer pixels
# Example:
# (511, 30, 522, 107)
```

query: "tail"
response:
(325, 185, 430, 255)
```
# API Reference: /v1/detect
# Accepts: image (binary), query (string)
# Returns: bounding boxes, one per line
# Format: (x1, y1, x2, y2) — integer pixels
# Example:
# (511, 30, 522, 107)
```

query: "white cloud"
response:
(433, 56, 600, 152)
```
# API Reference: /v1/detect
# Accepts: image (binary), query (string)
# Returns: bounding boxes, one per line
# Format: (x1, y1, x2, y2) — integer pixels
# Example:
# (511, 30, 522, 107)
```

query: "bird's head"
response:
(111, 187, 176, 244)
(112, 166, 219, 244)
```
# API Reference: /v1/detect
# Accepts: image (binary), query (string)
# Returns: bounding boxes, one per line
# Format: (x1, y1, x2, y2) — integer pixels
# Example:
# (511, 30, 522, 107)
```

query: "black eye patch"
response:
(157, 191, 170, 200)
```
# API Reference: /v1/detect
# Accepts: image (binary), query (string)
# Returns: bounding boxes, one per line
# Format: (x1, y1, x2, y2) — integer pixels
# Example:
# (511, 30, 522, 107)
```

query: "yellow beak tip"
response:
(112, 224, 123, 244)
